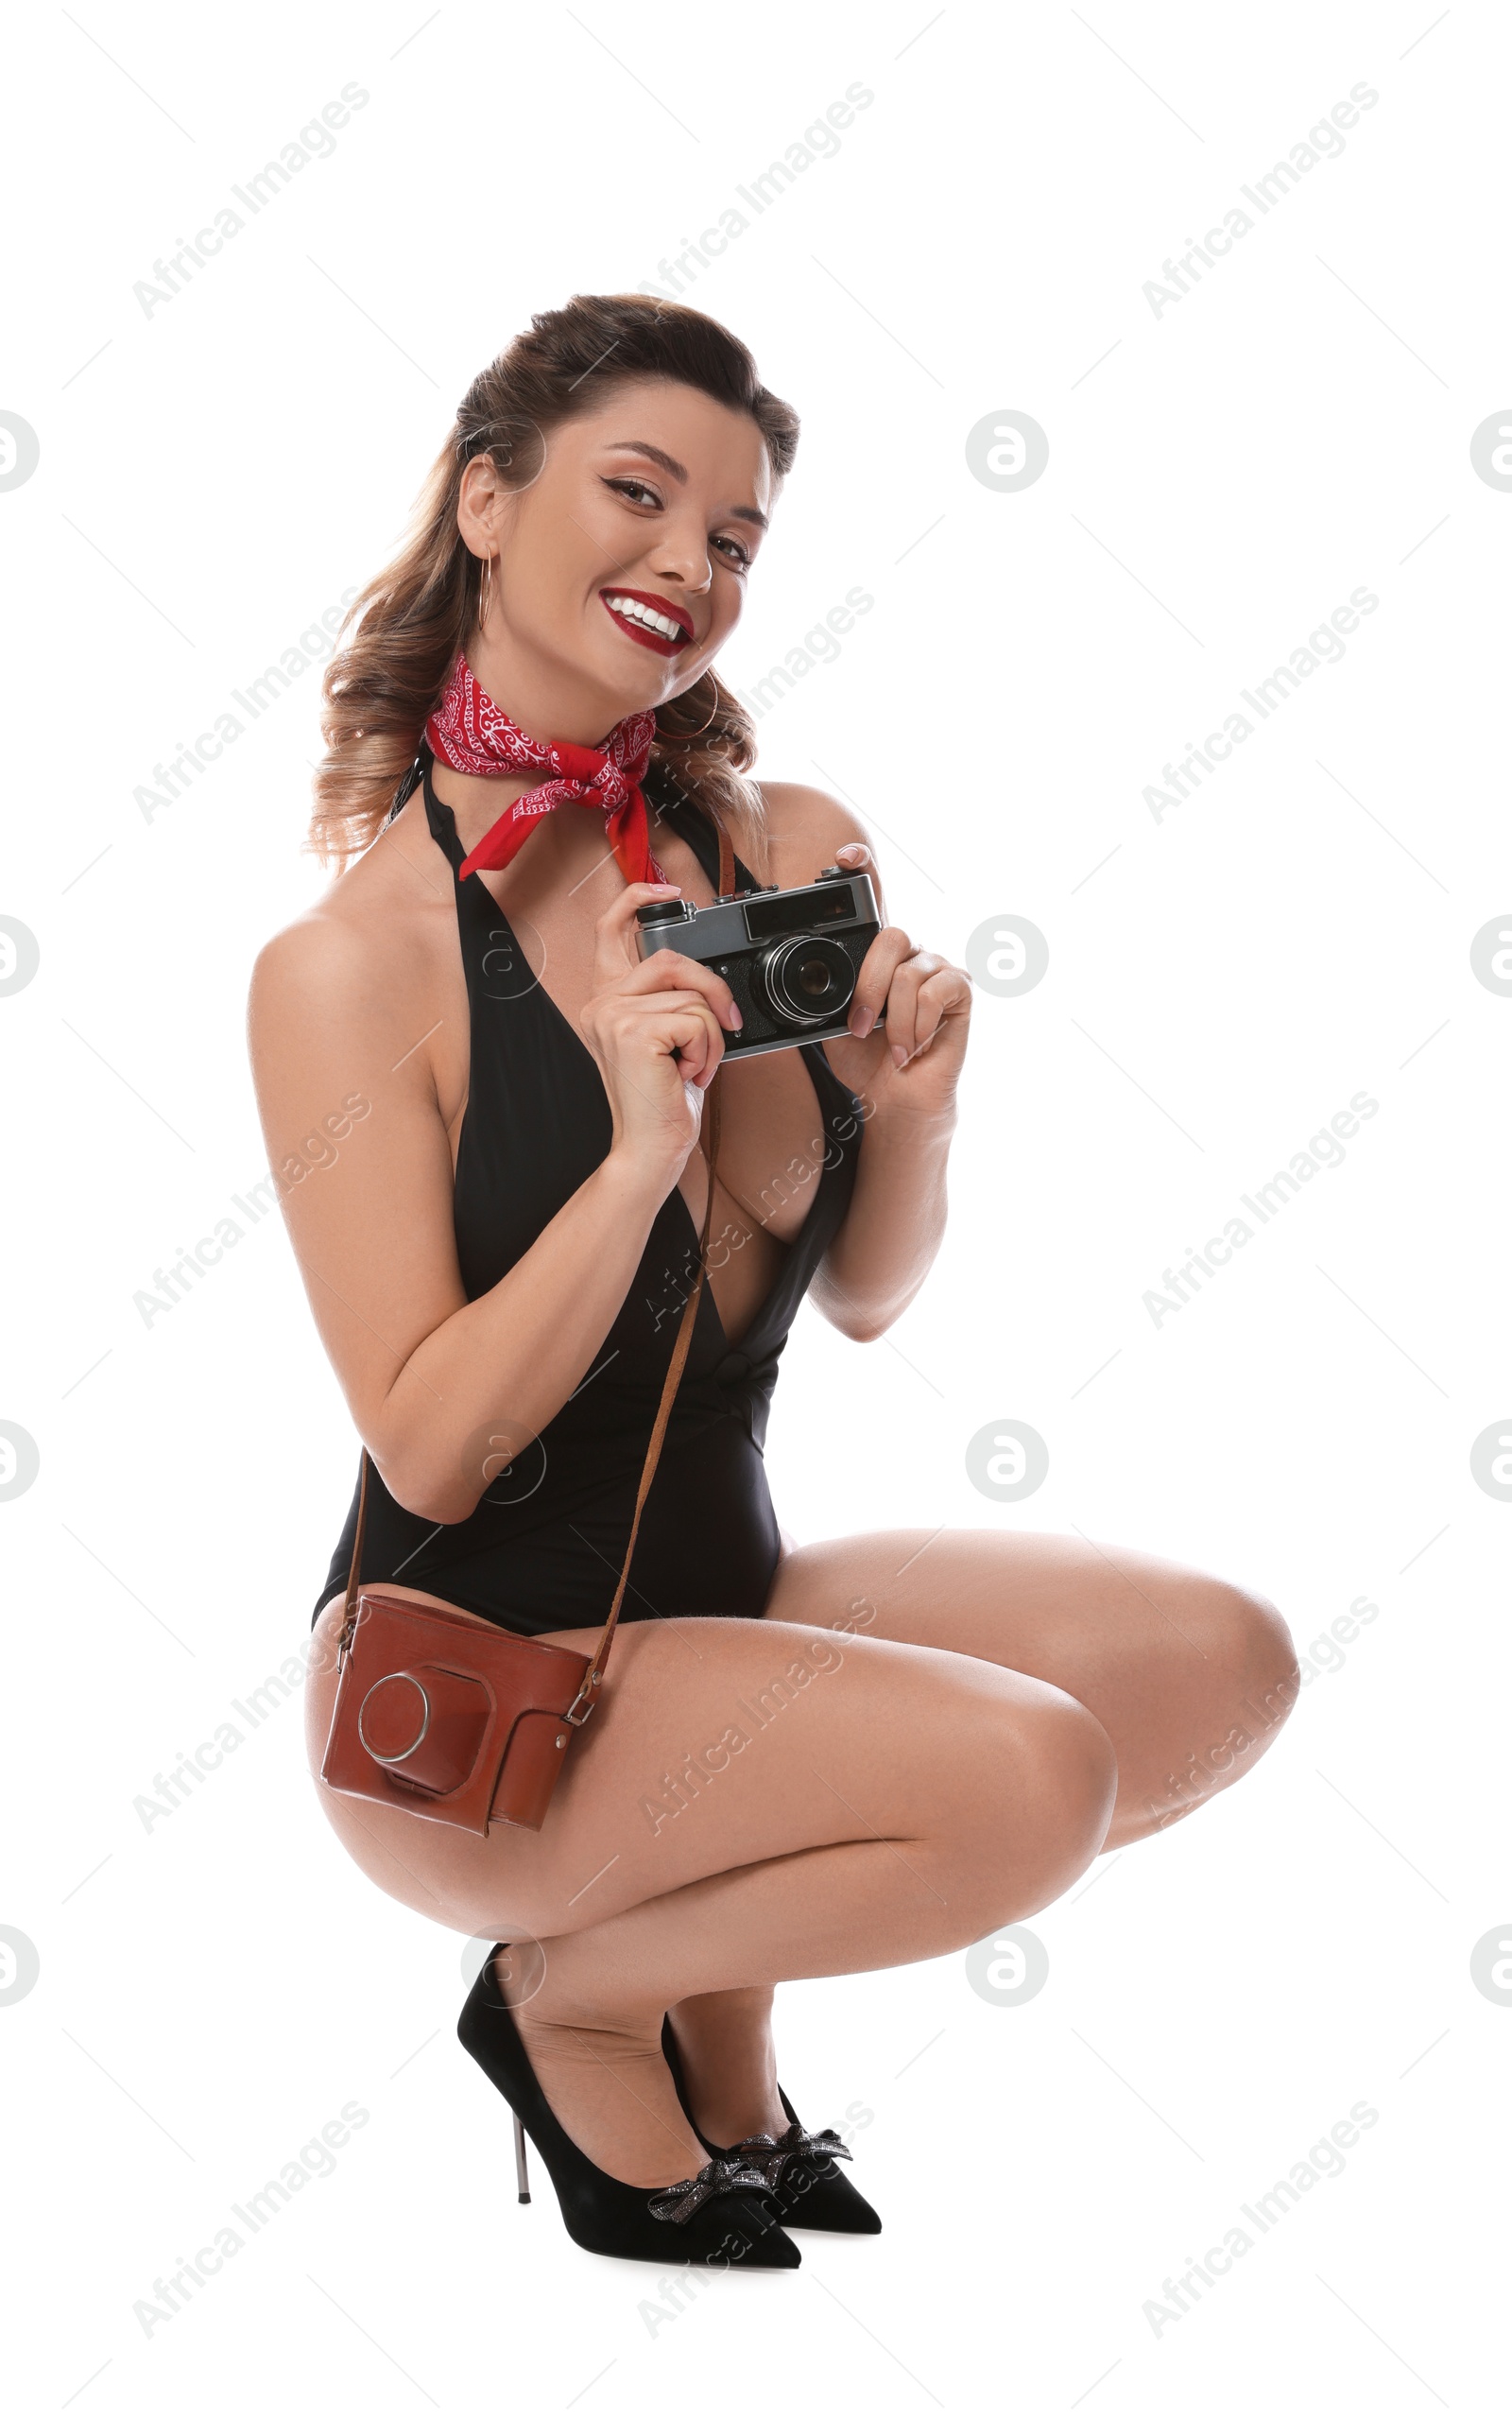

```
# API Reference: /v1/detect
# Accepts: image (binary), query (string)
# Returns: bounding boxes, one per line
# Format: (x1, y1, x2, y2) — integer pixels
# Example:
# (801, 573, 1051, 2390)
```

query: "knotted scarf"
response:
(424, 652, 664, 888)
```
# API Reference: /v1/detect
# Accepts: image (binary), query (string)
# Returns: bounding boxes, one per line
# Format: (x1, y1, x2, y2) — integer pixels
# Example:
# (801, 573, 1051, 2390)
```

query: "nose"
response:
(645, 504, 713, 596)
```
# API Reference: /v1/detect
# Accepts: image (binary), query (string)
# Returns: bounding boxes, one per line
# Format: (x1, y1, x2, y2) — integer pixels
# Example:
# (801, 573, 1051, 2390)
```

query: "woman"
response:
(249, 294, 1298, 2272)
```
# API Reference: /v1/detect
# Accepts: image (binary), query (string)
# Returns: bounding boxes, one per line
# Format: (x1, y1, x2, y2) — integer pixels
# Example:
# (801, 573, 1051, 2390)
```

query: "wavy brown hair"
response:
(311, 293, 799, 868)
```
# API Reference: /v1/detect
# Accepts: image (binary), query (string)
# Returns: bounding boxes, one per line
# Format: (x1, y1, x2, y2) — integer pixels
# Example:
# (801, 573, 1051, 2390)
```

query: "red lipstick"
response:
(599, 587, 696, 657)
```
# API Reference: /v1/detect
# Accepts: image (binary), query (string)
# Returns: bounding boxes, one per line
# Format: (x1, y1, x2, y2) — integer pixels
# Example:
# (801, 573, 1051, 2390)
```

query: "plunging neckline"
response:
(501, 952, 743, 1350)
(421, 760, 841, 1359)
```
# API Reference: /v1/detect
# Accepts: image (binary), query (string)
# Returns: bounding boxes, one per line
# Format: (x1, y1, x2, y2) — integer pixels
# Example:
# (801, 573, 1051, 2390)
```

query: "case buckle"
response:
(563, 1676, 600, 1727)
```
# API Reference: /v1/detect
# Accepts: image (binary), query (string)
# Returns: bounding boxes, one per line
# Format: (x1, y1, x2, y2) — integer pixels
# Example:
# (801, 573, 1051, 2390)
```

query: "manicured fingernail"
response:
(850, 1006, 875, 1038)
(891, 1043, 908, 1067)
(728, 1004, 744, 1029)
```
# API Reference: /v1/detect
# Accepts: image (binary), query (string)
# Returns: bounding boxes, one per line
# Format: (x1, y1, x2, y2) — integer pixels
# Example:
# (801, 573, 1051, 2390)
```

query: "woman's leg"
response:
(306, 1592, 1116, 2186)
(765, 1528, 1299, 1847)
(665, 1982, 779, 2147)
(664, 1529, 1298, 2142)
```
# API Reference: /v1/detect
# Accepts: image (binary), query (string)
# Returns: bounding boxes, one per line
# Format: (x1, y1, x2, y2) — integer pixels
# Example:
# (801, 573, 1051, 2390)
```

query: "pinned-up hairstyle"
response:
(311, 292, 799, 866)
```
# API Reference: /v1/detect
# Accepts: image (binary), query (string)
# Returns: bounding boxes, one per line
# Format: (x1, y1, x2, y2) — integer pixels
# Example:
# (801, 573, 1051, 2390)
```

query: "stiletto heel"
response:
(459, 1948, 800, 2269)
(662, 2016, 883, 2236)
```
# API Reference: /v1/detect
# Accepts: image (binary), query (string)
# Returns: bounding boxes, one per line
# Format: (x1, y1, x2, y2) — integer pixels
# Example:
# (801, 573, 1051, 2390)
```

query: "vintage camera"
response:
(636, 867, 882, 1057)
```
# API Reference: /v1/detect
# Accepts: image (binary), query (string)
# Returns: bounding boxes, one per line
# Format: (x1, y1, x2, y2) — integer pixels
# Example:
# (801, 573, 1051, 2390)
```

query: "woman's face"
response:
(460, 374, 774, 734)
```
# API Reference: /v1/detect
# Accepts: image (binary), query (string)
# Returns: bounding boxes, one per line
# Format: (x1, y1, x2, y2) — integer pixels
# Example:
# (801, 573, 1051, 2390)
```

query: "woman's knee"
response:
(953, 1677, 1118, 1917)
(1016, 1682, 1118, 1854)
(1201, 1581, 1300, 1737)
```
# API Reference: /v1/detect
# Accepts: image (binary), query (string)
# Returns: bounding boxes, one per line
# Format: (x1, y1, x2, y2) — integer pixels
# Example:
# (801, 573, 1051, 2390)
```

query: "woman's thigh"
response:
(304, 1586, 1109, 1944)
(765, 1529, 1298, 1841)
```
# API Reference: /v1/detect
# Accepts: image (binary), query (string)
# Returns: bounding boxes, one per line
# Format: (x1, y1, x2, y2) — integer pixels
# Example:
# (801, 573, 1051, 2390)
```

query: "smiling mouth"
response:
(599, 588, 695, 656)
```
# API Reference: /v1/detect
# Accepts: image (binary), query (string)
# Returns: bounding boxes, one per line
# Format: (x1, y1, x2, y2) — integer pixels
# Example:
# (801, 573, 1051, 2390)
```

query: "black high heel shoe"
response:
(458, 1948, 800, 2269)
(662, 2016, 882, 2236)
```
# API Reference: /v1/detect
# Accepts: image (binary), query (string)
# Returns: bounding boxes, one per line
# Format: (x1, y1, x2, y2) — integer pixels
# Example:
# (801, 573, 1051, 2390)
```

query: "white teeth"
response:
(606, 594, 684, 644)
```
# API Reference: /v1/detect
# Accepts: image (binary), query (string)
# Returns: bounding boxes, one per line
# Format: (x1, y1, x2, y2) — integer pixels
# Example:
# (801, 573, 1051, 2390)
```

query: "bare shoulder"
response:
(249, 879, 368, 1020)
(752, 780, 875, 888)
(248, 802, 448, 1050)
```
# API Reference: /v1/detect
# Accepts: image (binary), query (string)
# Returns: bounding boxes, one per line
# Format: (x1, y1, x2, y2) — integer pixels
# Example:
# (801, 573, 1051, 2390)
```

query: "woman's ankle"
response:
(511, 2001, 708, 2188)
(668, 1998, 786, 2146)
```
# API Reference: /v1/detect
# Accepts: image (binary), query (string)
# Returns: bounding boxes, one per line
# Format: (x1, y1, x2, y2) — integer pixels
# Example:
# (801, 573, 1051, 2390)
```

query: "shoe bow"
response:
(733, 2122, 853, 2187)
(647, 2155, 775, 2224)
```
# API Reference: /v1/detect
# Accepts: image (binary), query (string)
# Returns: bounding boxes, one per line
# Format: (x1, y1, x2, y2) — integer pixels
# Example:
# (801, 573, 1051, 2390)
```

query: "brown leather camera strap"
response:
(341, 1455, 370, 1652)
(710, 803, 735, 901)
(341, 1073, 724, 1709)
(569, 1070, 722, 1716)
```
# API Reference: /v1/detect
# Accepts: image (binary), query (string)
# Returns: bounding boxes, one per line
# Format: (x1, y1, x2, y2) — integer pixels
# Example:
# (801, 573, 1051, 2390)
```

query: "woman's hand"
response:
(822, 844, 972, 1121)
(579, 884, 743, 1191)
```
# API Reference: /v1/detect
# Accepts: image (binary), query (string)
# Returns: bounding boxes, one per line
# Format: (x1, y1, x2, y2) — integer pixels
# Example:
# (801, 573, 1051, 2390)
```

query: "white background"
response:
(3, 2, 1507, 2411)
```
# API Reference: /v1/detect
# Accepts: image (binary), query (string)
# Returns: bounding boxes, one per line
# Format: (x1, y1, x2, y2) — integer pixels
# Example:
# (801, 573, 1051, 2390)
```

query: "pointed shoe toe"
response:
(660, 2017, 883, 2236)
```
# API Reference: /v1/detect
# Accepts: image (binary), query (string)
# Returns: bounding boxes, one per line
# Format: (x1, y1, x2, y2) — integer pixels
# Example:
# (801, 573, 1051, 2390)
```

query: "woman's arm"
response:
(247, 884, 736, 1525)
(755, 785, 973, 1344)
(809, 1087, 958, 1342)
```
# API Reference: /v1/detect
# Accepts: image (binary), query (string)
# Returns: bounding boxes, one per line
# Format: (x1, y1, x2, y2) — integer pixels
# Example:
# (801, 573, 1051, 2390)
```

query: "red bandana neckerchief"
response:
(424, 652, 664, 888)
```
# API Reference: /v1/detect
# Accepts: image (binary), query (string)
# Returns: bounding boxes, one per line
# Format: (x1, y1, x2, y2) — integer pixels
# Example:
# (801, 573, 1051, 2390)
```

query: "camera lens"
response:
(759, 934, 855, 1027)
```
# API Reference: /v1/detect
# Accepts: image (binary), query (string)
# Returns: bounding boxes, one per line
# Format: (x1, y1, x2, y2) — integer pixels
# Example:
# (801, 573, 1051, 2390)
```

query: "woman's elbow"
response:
(833, 1308, 890, 1343)
(369, 1442, 481, 1529)
(813, 1280, 899, 1344)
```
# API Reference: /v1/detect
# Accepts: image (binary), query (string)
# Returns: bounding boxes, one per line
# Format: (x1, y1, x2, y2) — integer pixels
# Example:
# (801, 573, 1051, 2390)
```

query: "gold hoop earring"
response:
(682, 682, 720, 737)
(478, 552, 493, 631)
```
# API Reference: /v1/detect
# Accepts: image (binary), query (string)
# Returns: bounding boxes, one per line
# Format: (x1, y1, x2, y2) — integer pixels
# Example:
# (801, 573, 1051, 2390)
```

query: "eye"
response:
(603, 475, 662, 509)
(602, 476, 753, 572)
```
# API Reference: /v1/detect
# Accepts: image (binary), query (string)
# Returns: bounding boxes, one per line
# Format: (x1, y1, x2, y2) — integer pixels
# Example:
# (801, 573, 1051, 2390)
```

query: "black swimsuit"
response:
(314, 752, 866, 1635)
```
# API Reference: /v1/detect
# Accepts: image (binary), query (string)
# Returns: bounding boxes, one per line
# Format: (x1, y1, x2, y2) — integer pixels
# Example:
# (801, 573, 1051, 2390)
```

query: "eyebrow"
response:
(606, 440, 769, 531)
